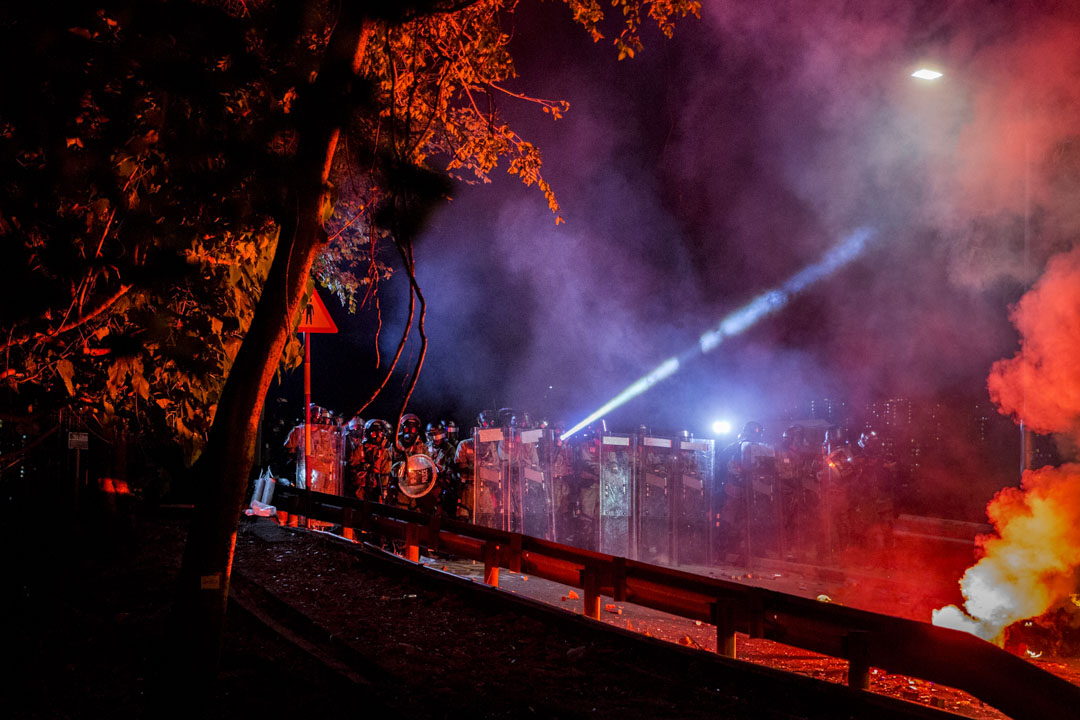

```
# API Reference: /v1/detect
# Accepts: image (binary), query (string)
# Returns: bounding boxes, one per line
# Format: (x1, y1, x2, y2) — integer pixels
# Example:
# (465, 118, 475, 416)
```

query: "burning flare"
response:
(933, 464, 1080, 642)
(933, 248, 1080, 643)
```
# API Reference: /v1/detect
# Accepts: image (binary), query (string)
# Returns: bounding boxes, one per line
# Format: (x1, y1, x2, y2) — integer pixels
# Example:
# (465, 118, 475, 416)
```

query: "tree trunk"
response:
(169, 8, 375, 701)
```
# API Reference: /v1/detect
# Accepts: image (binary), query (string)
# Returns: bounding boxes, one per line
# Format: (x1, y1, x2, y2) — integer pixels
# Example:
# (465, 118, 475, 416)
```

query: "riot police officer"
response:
(426, 421, 459, 515)
(713, 421, 773, 565)
(390, 413, 428, 509)
(567, 424, 602, 550)
(848, 428, 897, 557)
(472, 411, 503, 527)
(453, 431, 476, 520)
(442, 419, 460, 446)
(777, 424, 818, 561)
(349, 419, 392, 503)
(342, 415, 365, 498)
(819, 425, 856, 558)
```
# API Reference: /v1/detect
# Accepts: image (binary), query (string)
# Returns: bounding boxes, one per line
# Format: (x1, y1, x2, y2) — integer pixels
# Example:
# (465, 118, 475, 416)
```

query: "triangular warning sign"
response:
(297, 289, 338, 334)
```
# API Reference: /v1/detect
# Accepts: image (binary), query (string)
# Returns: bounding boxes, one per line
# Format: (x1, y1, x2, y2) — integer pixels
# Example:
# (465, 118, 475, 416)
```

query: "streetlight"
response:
(911, 67, 943, 80)
(910, 65, 1034, 478)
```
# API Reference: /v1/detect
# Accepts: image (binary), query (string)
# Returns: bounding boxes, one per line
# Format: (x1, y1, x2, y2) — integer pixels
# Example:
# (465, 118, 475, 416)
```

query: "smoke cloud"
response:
(934, 244, 1080, 641)
(327, 1, 1080, 463)
(934, 461, 1080, 642)
(988, 247, 1080, 437)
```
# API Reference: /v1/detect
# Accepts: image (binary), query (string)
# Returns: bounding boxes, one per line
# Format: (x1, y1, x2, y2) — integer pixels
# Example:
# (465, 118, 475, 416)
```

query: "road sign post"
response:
(296, 289, 338, 503)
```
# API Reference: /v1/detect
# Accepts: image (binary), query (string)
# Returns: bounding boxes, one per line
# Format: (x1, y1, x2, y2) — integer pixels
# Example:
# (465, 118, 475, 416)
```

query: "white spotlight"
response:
(712, 420, 733, 435)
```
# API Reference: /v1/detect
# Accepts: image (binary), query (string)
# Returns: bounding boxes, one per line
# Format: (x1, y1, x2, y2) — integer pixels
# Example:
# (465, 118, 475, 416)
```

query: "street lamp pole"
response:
(911, 66, 1033, 479)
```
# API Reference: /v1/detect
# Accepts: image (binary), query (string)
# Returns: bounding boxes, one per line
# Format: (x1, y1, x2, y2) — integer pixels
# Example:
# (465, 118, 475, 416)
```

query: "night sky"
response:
(291, 0, 1080, 443)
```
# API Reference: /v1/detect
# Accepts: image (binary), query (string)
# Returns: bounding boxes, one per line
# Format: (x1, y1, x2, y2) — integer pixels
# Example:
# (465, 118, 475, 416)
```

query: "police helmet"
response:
(398, 413, 422, 448)
(363, 419, 392, 448)
(442, 419, 459, 444)
(426, 422, 446, 445)
(857, 429, 883, 454)
(782, 425, 806, 448)
(824, 426, 850, 453)
(739, 421, 764, 443)
(497, 407, 515, 429)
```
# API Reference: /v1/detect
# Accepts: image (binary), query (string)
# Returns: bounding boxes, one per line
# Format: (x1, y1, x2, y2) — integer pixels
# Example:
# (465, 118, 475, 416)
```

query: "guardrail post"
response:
(845, 630, 870, 689)
(483, 541, 500, 587)
(360, 501, 372, 533)
(747, 590, 765, 639)
(427, 515, 441, 552)
(710, 601, 737, 659)
(341, 507, 356, 541)
(509, 534, 523, 573)
(613, 556, 627, 602)
(301, 488, 313, 528)
(404, 523, 421, 563)
(580, 565, 601, 620)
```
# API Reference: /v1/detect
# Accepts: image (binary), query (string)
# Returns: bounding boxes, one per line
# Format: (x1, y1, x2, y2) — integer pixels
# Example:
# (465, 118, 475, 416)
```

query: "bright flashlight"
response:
(712, 420, 733, 435)
(562, 227, 876, 440)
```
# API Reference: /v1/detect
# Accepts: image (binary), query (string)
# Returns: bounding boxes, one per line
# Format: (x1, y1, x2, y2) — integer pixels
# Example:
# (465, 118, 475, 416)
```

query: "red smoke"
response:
(934, 247, 1080, 642)
(988, 247, 1080, 437)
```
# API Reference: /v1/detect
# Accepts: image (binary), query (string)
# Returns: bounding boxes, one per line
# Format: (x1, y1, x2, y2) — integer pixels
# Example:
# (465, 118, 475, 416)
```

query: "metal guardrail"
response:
(271, 485, 1080, 720)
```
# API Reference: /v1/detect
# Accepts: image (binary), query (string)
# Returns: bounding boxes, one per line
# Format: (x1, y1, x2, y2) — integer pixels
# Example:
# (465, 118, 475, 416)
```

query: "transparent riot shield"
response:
(674, 438, 713, 567)
(473, 427, 505, 530)
(517, 428, 556, 540)
(294, 423, 345, 494)
(565, 437, 601, 550)
(598, 434, 634, 557)
(295, 423, 344, 530)
(776, 446, 822, 564)
(498, 430, 527, 534)
(712, 440, 748, 567)
(636, 436, 675, 564)
(549, 439, 575, 546)
(746, 443, 781, 561)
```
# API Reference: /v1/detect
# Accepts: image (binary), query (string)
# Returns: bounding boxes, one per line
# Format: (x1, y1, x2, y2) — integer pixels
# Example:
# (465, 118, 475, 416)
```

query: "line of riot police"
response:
(283, 408, 898, 569)
(282, 407, 467, 518)
(313, 406, 608, 548)
(713, 421, 899, 568)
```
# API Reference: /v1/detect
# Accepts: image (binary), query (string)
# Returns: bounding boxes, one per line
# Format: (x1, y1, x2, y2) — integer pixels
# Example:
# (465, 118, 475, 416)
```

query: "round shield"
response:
(398, 454, 438, 498)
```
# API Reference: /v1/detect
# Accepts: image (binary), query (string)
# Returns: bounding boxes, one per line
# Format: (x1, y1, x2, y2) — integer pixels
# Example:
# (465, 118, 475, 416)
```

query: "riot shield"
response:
(294, 423, 344, 494)
(518, 428, 556, 540)
(777, 446, 822, 564)
(473, 427, 505, 530)
(674, 438, 713, 567)
(295, 422, 344, 530)
(549, 440, 575, 545)
(598, 434, 634, 557)
(636, 436, 675, 564)
(746, 443, 781, 561)
(498, 430, 527, 534)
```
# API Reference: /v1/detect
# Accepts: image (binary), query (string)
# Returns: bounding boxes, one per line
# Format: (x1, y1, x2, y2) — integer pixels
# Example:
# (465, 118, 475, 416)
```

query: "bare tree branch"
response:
(0, 284, 132, 355)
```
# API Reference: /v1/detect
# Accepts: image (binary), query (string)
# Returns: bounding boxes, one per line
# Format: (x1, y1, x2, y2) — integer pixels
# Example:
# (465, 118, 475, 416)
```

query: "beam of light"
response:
(699, 227, 872, 354)
(562, 227, 876, 440)
(912, 68, 943, 80)
(563, 357, 680, 438)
